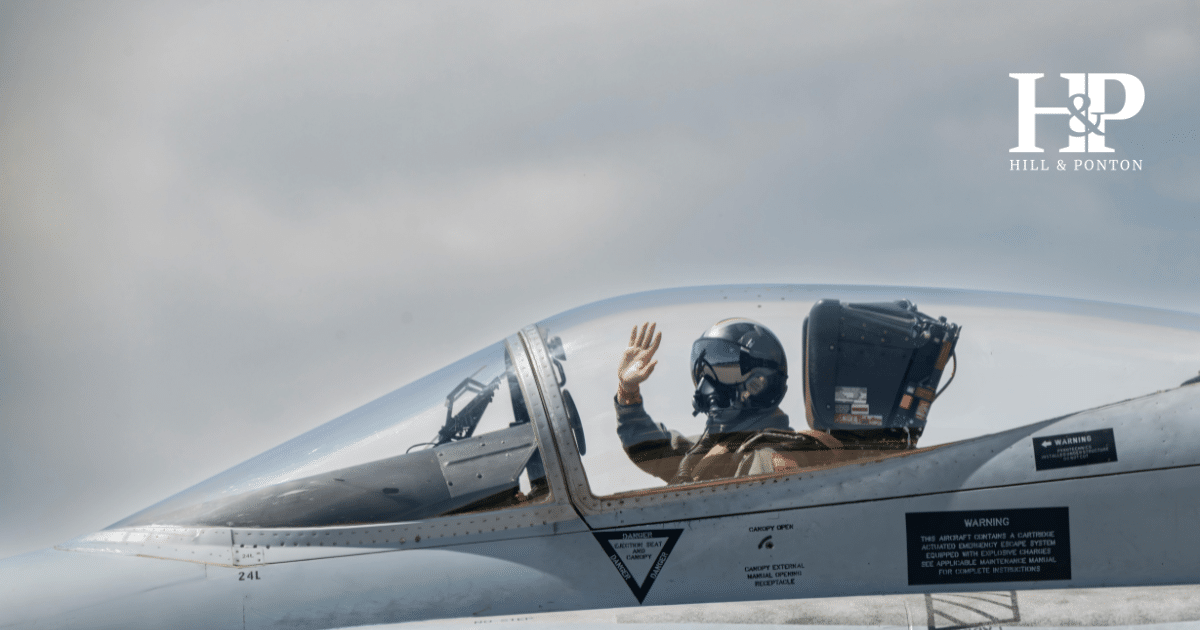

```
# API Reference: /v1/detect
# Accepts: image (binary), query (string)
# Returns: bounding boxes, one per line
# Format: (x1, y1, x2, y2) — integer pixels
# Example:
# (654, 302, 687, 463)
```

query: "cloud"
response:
(2, 0, 1199, 559)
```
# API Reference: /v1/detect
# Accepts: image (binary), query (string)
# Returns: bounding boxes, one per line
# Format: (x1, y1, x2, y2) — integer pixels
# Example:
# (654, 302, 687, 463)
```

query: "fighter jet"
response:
(3, 284, 1200, 630)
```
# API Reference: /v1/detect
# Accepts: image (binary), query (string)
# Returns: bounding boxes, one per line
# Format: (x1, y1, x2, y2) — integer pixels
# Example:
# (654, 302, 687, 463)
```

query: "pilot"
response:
(615, 319, 794, 484)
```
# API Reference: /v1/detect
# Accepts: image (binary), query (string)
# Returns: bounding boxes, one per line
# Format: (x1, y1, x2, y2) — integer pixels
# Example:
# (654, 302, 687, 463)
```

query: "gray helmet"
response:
(690, 318, 788, 419)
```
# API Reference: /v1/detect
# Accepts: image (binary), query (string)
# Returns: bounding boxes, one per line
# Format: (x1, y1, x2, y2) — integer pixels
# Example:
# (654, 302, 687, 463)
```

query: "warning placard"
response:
(1033, 428, 1117, 471)
(593, 529, 682, 604)
(906, 507, 1070, 585)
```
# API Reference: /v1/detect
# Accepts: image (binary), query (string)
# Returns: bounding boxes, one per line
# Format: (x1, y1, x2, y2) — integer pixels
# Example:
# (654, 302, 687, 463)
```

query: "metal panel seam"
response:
(588, 461, 1200, 530)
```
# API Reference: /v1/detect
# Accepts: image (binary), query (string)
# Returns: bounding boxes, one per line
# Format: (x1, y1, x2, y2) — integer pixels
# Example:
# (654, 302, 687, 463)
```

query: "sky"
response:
(1, 1, 1198, 559)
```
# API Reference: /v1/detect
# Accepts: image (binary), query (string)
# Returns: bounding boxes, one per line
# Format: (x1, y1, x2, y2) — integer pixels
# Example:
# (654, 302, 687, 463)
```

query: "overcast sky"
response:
(1, 1, 1198, 559)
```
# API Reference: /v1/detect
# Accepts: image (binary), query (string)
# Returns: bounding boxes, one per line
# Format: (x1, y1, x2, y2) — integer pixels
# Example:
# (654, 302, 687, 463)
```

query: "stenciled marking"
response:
(592, 529, 683, 604)
(1033, 428, 1117, 470)
(743, 562, 803, 587)
(906, 508, 1071, 585)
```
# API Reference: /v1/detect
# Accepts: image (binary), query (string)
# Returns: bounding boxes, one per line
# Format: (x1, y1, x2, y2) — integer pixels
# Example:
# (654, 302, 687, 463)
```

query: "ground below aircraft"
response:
(2, 284, 1199, 630)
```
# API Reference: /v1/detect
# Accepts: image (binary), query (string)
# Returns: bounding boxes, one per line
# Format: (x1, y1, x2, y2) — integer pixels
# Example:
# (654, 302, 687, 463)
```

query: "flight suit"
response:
(614, 397, 794, 484)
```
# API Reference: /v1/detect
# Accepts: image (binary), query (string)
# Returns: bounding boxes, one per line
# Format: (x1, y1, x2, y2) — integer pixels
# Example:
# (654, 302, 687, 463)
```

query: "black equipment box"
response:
(803, 299, 960, 433)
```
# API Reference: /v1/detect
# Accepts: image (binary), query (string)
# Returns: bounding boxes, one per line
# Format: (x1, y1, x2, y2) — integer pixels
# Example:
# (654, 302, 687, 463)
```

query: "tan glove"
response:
(617, 322, 661, 405)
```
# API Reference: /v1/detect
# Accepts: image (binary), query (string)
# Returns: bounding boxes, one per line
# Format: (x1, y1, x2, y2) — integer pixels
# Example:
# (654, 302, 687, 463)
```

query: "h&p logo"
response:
(1010, 73, 1144, 153)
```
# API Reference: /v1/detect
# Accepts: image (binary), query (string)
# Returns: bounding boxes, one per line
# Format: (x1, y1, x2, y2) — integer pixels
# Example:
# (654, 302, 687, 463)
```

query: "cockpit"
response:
(105, 285, 1200, 538)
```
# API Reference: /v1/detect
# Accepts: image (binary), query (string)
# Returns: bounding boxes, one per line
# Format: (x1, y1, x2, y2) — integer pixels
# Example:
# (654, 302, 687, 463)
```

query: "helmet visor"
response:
(691, 338, 783, 386)
(691, 338, 749, 385)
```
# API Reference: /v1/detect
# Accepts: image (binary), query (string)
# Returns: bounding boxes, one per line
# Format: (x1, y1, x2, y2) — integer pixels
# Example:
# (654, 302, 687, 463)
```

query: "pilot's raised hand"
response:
(617, 322, 660, 405)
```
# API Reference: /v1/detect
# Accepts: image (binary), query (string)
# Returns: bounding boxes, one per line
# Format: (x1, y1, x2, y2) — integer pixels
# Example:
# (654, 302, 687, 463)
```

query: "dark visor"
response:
(691, 338, 780, 385)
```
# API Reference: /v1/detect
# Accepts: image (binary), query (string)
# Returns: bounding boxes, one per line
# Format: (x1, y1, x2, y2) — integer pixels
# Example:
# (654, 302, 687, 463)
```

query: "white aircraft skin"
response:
(2, 284, 1199, 630)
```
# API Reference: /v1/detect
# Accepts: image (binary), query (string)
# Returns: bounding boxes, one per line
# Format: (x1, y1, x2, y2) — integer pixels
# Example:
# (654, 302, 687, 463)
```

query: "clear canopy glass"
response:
(112, 340, 547, 528)
(536, 285, 1200, 497)
(109, 285, 1200, 529)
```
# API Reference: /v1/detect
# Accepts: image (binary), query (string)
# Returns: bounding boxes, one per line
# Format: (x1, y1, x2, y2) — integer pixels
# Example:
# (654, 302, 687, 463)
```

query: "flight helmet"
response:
(690, 318, 788, 420)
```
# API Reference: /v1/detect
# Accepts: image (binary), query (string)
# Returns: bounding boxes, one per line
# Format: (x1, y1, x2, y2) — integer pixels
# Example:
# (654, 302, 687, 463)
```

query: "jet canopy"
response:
(112, 340, 549, 528)
(109, 285, 1200, 529)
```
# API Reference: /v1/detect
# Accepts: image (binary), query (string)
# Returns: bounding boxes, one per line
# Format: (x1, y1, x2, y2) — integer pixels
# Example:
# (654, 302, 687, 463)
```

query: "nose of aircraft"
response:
(0, 547, 238, 629)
